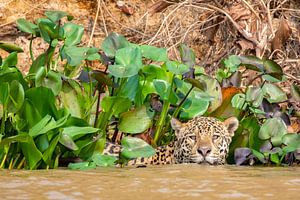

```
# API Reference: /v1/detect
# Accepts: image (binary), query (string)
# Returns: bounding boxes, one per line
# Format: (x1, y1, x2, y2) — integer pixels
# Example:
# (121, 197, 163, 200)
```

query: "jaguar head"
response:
(171, 116, 239, 165)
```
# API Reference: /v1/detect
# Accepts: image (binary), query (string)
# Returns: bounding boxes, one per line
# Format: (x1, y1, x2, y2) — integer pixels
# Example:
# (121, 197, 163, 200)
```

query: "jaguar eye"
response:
(212, 135, 220, 140)
(188, 135, 196, 140)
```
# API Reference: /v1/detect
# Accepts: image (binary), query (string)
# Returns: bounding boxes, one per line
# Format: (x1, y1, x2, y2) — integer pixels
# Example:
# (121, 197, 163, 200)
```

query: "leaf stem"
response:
(29, 35, 34, 61)
(172, 85, 194, 118)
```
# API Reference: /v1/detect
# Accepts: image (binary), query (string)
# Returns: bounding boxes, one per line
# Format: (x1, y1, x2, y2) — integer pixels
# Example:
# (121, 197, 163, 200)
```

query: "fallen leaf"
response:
(271, 19, 292, 51)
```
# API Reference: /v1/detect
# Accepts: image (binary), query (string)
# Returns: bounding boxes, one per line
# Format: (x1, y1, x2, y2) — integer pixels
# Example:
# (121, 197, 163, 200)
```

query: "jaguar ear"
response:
(170, 117, 183, 131)
(224, 117, 239, 137)
(171, 118, 186, 137)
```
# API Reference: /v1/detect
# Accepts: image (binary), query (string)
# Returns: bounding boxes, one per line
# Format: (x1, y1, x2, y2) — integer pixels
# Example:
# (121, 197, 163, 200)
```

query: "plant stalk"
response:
(172, 86, 194, 118)
(153, 100, 171, 144)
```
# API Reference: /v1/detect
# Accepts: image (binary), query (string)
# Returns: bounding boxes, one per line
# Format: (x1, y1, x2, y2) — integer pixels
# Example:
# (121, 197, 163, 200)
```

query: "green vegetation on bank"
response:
(0, 11, 299, 169)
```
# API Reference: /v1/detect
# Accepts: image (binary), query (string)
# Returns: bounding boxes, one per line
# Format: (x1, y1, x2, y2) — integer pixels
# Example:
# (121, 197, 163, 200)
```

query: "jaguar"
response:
(103, 116, 239, 165)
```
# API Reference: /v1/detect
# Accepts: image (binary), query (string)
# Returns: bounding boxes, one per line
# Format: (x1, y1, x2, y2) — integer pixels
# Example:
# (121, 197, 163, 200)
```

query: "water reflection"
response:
(0, 165, 299, 200)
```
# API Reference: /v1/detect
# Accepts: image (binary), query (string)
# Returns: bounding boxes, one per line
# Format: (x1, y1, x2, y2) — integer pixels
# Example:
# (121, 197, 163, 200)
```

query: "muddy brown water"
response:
(0, 165, 299, 200)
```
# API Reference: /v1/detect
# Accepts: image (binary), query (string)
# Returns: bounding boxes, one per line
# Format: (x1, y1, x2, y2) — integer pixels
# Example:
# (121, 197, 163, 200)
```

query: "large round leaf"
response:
(140, 45, 168, 62)
(246, 86, 263, 107)
(108, 47, 142, 78)
(121, 137, 156, 159)
(180, 99, 209, 120)
(197, 75, 222, 113)
(35, 68, 62, 96)
(92, 153, 117, 167)
(45, 10, 68, 23)
(223, 55, 241, 72)
(63, 23, 84, 46)
(153, 79, 171, 101)
(282, 134, 300, 148)
(118, 105, 154, 134)
(101, 32, 130, 58)
(101, 96, 131, 117)
(258, 118, 287, 146)
(262, 83, 287, 103)
(165, 61, 189, 75)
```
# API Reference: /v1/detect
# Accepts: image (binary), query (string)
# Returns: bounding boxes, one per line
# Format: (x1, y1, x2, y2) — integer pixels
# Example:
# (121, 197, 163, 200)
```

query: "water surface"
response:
(0, 165, 299, 200)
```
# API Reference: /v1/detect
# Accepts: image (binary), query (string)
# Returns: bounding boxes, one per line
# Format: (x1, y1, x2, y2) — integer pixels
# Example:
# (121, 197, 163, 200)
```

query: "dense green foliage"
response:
(0, 11, 216, 169)
(216, 55, 300, 165)
(0, 11, 299, 169)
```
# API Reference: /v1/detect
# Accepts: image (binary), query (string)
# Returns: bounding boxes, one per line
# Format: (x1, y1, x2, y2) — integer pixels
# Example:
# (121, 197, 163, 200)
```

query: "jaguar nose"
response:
(197, 147, 211, 156)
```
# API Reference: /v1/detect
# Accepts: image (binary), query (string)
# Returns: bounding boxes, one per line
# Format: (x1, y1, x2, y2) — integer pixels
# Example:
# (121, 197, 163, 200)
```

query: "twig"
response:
(88, 0, 101, 46)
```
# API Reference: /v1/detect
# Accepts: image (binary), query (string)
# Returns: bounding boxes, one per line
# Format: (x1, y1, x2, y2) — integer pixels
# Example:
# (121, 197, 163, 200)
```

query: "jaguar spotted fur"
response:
(103, 116, 239, 165)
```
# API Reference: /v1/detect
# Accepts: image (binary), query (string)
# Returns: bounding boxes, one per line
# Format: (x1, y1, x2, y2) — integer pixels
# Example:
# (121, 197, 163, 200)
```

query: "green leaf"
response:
(29, 114, 53, 136)
(231, 94, 247, 110)
(37, 18, 59, 43)
(119, 105, 154, 134)
(282, 134, 300, 148)
(7, 80, 24, 113)
(101, 32, 130, 58)
(270, 153, 280, 164)
(109, 47, 142, 78)
(16, 18, 38, 35)
(62, 46, 89, 66)
(92, 153, 117, 167)
(63, 23, 84, 46)
(45, 10, 68, 22)
(166, 61, 189, 75)
(246, 86, 263, 107)
(24, 87, 59, 119)
(197, 75, 222, 112)
(0, 41, 23, 53)
(62, 126, 99, 139)
(251, 149, 267, 163)
(59, 80, 83, 118)
(59, 133, 78, 150)
(263, 59, 283, 80)
(180, 99, 209, 120)
(29, 53, 46, 74)
(223, 55, 241, 72)
(291, 84, 300, 102)
(19, 134, 43, 169)
(262, 83, 287, 103)
(35, 68, 62, 96)
(101, 96, 132, 117)
(121, 137, 156, 159)
(140, 45, 168, 62)
(258, 118, 287, 146)
(179, 44, 195, 69)
(1, 52, 18, 68)
(153, 79, 171, 101)
(68, 162, 96, 170)
(0, 82, 9, 106)
(238, 55, 264, 71)
(42, 134, 60, 164)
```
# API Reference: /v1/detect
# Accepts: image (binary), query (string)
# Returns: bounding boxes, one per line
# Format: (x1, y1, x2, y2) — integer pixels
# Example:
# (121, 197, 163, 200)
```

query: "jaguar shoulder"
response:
(103, 116, 239, 166)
